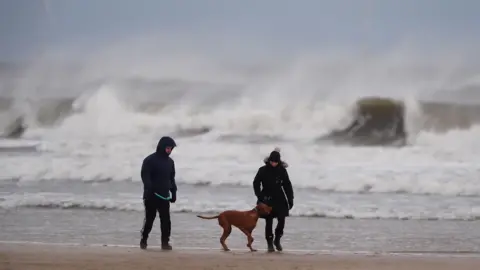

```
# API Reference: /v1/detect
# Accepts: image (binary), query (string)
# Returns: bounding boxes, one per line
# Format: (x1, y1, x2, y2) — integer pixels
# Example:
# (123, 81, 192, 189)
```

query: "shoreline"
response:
(2, 242, 480, 270)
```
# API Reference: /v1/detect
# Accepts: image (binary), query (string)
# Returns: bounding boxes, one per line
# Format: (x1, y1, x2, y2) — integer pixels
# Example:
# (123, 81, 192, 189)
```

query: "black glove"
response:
(170, 192, 177, 203)
(288, 199, 294, 210)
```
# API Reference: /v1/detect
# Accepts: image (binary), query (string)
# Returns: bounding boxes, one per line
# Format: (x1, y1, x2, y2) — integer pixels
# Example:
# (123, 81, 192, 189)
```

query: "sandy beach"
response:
(1, 243, 479, 270)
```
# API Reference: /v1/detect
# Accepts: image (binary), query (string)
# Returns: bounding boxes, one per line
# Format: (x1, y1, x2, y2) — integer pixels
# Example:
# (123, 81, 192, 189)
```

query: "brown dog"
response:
(196, 203, 272, 252)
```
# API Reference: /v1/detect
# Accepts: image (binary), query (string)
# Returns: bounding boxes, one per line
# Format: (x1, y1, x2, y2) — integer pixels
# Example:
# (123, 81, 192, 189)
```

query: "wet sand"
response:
(1, 243, 480, 270)
(2, 209, 480, 253)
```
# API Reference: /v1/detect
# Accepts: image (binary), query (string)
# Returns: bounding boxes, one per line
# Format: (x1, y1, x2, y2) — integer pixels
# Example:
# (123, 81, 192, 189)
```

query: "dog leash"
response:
(154, 193, 171, 200)
(281, 186, 290, 209)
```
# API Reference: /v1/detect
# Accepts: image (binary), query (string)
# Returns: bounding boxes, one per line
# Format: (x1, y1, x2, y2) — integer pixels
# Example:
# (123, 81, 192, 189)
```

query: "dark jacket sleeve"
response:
(170, 159, 177, 194)
(141, 158, 152, 195)
(253, 167, 263, 198)
(282, 168, 294, 202)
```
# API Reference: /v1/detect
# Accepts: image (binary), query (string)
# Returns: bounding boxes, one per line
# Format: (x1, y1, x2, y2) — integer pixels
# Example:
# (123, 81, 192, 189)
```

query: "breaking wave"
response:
(2, 82, 480, 144)
(2, 45, 480, 145)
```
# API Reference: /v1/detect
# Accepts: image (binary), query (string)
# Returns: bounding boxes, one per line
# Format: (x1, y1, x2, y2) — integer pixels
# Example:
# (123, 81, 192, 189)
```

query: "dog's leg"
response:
(218, 217, 232, 251)
(220, 225, 232, 251)
(240, 228, 257, 252)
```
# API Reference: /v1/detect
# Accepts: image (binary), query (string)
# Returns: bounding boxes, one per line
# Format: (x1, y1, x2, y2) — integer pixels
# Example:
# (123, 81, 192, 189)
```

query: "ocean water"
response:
(1, 50, 480, 252)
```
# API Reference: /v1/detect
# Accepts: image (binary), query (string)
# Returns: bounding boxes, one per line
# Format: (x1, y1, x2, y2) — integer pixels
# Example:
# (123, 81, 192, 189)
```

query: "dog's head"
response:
(255, 202, 273, 215)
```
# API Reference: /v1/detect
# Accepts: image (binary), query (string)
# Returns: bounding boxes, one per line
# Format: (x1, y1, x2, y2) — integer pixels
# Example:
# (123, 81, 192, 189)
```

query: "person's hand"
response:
(288, 199, 294, 210)
(170, 192, 177, 203)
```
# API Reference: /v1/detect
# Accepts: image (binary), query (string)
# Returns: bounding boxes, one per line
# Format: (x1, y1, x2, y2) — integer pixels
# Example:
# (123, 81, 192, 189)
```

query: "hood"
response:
(156, 136, 177, 156)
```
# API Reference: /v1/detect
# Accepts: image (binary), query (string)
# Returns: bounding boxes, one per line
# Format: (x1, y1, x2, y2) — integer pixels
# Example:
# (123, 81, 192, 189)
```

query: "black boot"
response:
(161, 241, 172, 250)
(274, 235, 283, 251)
(140, 238, 147, 250)
(266, 236, 275, 252)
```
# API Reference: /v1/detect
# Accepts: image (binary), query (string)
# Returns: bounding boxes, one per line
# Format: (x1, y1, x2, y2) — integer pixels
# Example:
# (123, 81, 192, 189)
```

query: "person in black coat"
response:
(253, 149, 294, 252)
(140, 136, 178, 250)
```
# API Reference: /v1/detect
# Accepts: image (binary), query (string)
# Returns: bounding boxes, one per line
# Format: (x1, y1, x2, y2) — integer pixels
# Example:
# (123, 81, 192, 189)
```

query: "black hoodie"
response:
(141, 136, 177, 200)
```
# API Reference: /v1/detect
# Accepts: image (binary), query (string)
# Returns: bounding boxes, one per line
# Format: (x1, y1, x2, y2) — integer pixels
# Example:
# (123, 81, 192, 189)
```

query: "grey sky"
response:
(1, 0, 480, 61)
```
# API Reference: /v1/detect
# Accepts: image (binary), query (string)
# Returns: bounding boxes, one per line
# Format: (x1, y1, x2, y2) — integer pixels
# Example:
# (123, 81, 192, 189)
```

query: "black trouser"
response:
(141, 197, 171, 243)
(265, 215, 285, 240)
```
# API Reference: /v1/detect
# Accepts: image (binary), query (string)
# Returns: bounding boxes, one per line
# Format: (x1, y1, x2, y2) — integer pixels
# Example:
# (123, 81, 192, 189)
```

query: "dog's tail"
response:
(196, 215, 219, 220)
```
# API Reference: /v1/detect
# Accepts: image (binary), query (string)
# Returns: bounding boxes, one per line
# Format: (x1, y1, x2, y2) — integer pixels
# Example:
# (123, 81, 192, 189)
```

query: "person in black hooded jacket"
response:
(253, 148, 294, 252)
(140, 136, 177, 250)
